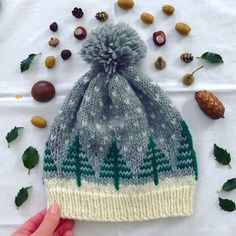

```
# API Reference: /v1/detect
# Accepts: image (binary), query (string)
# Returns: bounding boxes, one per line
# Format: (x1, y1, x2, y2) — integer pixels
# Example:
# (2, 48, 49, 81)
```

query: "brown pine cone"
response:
(180, 53, 193, 63)
(95, 11, 109, 22)
(72, 7, 84, 19)
(195, 90, 225, 119)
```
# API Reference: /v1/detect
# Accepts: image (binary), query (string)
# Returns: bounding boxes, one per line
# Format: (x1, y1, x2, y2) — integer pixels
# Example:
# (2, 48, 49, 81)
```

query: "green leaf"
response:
(15, 186, 32, 208)
(20, 53, 41, 72)
(6, 127, 23, 147)
(22, 146, 39, 174)
(219, 197, 236, 212)
(213, 144, 231, 168)
(198, 52, 223, 64)
(220, 178, 236, 192)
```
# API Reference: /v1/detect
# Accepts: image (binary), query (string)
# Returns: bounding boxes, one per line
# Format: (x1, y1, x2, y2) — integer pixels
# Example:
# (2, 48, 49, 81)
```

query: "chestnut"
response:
(153, 31, 166, 46)
(74, 26, 87, 40)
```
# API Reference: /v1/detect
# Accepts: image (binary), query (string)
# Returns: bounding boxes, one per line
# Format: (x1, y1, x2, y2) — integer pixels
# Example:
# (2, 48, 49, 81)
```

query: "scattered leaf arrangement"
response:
(212, 144, 236, 212)
(15, 186, 32, 208)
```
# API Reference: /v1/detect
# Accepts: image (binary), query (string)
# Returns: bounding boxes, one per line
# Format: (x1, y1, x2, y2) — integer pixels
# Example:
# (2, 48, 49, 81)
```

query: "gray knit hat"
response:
(43, 23, 198, 222)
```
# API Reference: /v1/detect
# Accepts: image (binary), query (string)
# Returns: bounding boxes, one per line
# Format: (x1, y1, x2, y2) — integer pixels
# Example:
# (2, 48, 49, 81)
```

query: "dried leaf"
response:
(198, 52, 223, 64)
(22, 146, 39, 174)
(213, 144, 231, 168)
(220, 178, 236, 192)
(219, 197, 236, 212)
(15, 186, 32, 208)
(20, 53, 41, 72)
(6, 127, 23, 147)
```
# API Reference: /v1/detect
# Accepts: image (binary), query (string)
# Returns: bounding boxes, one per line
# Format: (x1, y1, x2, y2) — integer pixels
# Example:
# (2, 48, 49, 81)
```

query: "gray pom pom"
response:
(81, 23, 147, 75)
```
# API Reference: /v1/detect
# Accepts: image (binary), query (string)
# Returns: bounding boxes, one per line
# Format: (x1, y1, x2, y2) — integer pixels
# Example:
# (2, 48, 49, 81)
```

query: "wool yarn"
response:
(43, 23, 198, 221)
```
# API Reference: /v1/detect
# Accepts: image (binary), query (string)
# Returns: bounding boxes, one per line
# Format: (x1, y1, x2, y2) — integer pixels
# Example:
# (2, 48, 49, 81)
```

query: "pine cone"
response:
(180, 53, 193, 63)
(95, 11, 109, 22)
(195, 90, 225, 119)
(72, 7, 84, 19)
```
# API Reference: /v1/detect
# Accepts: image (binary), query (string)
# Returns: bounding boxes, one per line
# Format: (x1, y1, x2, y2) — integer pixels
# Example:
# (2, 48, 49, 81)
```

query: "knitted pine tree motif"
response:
(62, 136, 95, 186)
(100, 140, 132, 190)
(176, 121, 198, 180)
(43, 142, 57, 173)
(139, 137, 172, 185)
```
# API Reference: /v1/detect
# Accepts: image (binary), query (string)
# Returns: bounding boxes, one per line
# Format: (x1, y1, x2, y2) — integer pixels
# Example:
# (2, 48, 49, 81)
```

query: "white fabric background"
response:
(0, 0, 236, 235)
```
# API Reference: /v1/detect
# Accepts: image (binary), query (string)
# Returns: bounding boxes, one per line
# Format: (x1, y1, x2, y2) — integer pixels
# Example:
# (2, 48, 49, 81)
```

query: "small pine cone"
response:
(72, 7, 84, 19)
(195, 90, 225, 119)
(180, 53, 193, 63)
(95, 11, 109, 22)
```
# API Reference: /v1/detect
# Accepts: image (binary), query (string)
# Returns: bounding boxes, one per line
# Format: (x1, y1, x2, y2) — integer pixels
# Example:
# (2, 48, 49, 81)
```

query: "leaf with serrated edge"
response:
(213, 144, 231, 168)
(20, 53, 41, 72)
(199, 52, 223, 64)
(220, 178, 236, 192)
(15, 186, 32, 208)
(22, 146, 39, 174)
(219, 197, 236, 212)
(6, 127, 23, 147)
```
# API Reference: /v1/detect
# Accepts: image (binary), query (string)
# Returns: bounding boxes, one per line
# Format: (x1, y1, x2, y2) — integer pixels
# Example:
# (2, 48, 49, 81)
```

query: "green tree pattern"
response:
(176, 121, 198, 180)
(100, 140, 132, 190)
(62, 136, 95, 186)
(139, 137, 172, 185)
(44, 142, 57, 173)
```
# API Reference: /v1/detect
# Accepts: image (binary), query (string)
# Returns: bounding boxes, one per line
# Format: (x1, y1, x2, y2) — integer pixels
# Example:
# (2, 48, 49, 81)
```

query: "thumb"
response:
(33, 204, 61, 236)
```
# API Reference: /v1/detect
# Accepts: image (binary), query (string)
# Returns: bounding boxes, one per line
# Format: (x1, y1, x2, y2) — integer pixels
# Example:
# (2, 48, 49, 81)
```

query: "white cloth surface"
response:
(0, 0, 236, 235)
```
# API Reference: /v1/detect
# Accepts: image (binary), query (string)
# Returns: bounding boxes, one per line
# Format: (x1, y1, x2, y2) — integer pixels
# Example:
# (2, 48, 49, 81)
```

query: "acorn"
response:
(95, 11, 109, 22)
(182, 66, 204, 86)
(180, 53, 193, 63)
(195, 90, 225, 119)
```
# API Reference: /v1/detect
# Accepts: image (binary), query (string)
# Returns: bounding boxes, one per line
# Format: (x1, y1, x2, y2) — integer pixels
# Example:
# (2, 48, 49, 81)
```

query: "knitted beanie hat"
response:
(43, 23, 198, 222)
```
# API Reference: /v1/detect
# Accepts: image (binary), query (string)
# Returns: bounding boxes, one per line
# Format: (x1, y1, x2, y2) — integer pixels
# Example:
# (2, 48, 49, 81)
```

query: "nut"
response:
(74, 26, 87, 40)
(162, 5, 175, 15)
(155, 57, 166, 70)
(31, 81, 55, 103)
(195, 90, 225, 119)
(31, 116, 47, 128)
(45, 56, 56, 69)
(175, 22, 191, 36)
(117, 0, 134, 10)
(49, 22, 58, 32)
(153, 31, 166, 46)
(48, 37, 59, 47)
(183, 74, 194, 86)
(61, 49, 72, 60)
(141, 13, 154, 24)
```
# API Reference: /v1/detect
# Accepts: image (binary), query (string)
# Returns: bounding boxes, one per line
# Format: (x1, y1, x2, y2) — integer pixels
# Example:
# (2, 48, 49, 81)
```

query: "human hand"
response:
(12, 204, 74, 236)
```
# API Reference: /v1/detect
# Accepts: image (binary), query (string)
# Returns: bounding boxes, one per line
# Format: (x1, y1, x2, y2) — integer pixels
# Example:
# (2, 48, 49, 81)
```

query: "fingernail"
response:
(64, 230, 73, 236)
(49, 204, 60, 214)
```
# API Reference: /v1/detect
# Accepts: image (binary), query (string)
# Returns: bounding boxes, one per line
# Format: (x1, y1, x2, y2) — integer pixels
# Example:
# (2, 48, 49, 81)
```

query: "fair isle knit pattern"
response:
(43, 23, 198, 222)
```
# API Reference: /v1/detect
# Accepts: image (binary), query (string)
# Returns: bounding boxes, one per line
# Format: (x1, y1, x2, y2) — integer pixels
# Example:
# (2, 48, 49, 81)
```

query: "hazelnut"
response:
(153, 31, 166, 46)
(48, 37, 59, 47)
(74, 26, 87, 40)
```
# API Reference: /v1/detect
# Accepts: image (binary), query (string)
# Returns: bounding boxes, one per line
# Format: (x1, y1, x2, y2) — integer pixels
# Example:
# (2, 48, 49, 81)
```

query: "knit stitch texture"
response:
(43, 23, 198, 221)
